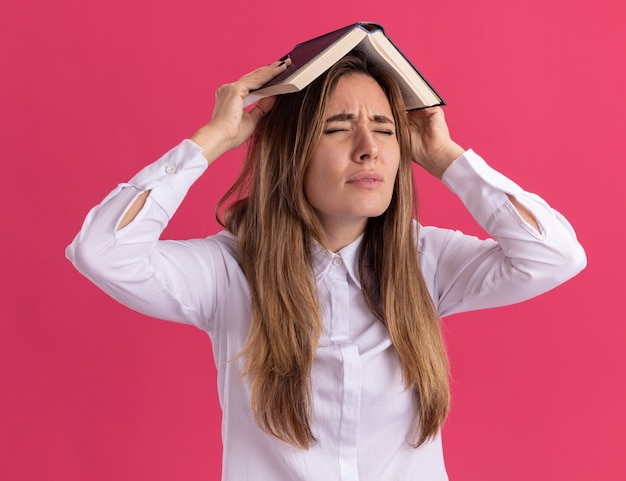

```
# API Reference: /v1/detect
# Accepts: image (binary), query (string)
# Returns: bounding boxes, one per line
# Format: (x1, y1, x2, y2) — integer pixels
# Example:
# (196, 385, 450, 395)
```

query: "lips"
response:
(346, 171, 383, 183)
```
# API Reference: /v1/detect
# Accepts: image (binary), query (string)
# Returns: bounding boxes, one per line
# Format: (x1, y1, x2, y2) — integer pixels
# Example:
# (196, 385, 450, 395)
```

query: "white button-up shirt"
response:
(67, 140, 586, 480)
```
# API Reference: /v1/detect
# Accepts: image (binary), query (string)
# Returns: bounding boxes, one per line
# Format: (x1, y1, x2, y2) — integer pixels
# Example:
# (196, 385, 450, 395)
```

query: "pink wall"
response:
(2, 0, 624, 479)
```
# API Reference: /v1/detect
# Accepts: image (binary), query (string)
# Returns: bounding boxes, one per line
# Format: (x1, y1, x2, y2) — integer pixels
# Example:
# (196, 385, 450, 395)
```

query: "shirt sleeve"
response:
(65, 139, 225, 332)
(420, 149, 587, 318)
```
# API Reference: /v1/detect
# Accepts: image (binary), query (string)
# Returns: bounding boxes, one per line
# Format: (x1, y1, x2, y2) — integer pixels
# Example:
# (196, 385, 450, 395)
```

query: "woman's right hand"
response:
(191, 58, 291, 164)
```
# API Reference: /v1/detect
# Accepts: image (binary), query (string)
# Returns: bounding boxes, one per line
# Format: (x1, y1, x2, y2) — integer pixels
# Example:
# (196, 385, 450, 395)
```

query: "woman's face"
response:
(304, 73, 401, 249)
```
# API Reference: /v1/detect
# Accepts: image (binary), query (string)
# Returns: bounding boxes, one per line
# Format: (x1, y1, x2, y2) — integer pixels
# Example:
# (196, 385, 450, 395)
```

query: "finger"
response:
(239, 57, 292, 91)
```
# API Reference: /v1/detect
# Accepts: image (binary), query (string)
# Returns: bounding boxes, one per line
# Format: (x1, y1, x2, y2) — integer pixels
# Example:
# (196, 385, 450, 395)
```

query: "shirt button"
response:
(332, 258, 342, 266)
(165, 165, 176, 174)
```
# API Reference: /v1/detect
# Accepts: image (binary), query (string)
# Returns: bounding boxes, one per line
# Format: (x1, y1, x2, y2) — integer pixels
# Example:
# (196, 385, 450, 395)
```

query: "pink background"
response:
(2, 0, 624, 479)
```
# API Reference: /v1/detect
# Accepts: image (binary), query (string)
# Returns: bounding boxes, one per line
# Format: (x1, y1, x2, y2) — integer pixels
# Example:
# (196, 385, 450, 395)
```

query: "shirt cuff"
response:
(441, 149, 525, 227)
(126, 139, 208, 219)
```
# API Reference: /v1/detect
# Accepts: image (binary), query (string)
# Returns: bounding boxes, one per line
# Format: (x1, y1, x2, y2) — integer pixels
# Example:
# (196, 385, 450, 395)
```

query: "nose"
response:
(353, 127, 379, 162)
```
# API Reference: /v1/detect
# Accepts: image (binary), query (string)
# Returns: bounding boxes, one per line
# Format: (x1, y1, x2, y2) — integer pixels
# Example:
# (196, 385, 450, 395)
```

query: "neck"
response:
(317, 217, 367, 253)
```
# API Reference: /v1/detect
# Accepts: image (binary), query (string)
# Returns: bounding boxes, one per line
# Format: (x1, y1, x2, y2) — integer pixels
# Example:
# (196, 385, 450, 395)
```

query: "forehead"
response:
(326, 73, 392, 113)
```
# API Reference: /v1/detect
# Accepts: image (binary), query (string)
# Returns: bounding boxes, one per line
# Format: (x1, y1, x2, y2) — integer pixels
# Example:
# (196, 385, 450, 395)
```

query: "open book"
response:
(244, 22, 444, 111)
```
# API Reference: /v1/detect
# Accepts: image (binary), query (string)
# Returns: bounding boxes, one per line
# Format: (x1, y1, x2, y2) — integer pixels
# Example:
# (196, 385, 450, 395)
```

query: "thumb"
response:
(249, 96, 277, 123)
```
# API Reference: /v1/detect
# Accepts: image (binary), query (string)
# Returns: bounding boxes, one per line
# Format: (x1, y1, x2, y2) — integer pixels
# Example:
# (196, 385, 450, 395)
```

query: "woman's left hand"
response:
(407, 107, 465, 179)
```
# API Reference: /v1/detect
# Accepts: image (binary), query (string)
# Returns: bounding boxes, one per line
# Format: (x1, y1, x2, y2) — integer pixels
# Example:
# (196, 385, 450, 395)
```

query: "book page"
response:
(356, 32, 441, 108)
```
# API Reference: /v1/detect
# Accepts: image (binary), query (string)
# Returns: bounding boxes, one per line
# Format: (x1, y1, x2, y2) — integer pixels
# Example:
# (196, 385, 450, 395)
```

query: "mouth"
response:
(346, 171, 384, 184)
(346, 173, 384, 190)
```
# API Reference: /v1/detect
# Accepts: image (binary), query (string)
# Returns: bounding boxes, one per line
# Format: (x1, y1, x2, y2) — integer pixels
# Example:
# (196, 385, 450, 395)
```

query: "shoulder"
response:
(415, 220, 489, 277)
(200, 230, 241, 267)
(415, 220, 454, 254)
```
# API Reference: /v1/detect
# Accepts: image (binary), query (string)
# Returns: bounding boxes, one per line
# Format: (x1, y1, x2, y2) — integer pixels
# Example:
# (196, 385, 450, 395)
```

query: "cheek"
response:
(303, 152, 337, 201)
(384, 159, 401, 200)
(303, 164, 326, 208)
(388, 156, 401, 187)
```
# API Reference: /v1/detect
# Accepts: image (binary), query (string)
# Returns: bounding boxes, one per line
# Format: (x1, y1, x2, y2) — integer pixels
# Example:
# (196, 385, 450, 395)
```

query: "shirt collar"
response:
(311, 234, 363, 289)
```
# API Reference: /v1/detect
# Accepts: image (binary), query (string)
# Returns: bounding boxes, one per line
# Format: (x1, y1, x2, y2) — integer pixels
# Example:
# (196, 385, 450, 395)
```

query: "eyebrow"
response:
(325, 113, 395, 125)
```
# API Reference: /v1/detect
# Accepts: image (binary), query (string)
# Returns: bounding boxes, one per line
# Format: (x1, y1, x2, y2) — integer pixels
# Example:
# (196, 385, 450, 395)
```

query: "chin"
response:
(359, 201, 392, 219)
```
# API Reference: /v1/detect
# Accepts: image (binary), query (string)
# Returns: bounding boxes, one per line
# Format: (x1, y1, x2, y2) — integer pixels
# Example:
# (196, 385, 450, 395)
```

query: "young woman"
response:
(67, 53, 586, 480)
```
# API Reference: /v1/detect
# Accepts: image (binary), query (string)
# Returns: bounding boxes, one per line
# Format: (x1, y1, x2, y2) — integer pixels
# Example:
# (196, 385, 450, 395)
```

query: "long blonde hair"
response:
(217, 52, 450, 449)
